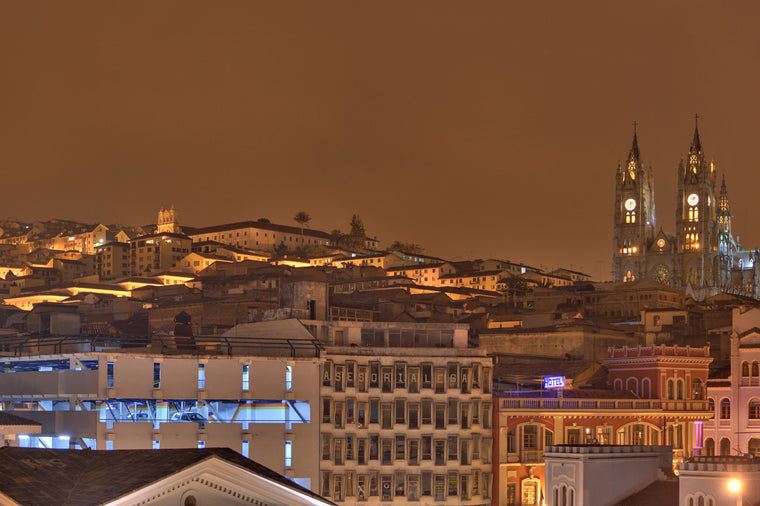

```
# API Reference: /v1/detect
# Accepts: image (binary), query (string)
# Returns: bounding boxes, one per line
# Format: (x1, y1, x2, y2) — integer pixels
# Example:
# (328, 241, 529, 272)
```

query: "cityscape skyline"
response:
(2, 1, 759, 281)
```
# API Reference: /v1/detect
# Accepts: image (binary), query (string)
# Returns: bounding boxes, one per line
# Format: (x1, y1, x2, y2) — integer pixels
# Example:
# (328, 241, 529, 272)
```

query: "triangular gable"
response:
(107, 456, 334, 506)
(648, 228, 673, 254)
(739, 327, 760, 346)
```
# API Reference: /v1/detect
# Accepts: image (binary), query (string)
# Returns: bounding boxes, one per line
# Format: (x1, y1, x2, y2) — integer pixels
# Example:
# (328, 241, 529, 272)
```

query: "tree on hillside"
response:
(388, 241, 424, 255)
(347, 214, 366, 249)
(294, 211, 311, 234)
(330, 215, 370, 250)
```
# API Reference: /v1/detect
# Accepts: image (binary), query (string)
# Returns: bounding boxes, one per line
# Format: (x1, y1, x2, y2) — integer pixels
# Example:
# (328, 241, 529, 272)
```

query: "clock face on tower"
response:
(657, 238, 665, 249)
(624, 198, 637, 211)
(688, 193, 699, 206)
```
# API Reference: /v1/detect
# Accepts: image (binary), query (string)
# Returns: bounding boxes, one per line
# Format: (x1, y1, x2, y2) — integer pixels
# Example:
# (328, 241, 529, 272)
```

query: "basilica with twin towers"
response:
(612, 118, 760, 300)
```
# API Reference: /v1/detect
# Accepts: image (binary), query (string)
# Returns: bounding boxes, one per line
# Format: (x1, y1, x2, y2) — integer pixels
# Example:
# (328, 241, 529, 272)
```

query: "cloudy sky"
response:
(2, 1, 759, 279)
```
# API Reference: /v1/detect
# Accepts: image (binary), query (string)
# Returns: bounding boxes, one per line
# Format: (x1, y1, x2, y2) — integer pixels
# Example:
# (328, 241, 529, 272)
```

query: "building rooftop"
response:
(680, 455, 760, 472)
(0, 447, 331, 506)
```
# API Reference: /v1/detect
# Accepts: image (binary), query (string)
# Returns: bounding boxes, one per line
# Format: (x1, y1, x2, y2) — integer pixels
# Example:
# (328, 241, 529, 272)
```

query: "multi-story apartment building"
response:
(129, 232, 192, 275)
(95, 241, 130, 280)
(320, 347, 493, 505)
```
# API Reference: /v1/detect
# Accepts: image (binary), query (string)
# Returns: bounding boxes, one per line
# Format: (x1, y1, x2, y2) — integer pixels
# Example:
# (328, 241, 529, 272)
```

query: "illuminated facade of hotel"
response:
(495, 345, 712, 506)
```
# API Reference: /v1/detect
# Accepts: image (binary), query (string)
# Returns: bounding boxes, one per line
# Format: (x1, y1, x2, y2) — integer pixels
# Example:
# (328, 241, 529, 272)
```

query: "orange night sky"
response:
(2, 1, 759, 279)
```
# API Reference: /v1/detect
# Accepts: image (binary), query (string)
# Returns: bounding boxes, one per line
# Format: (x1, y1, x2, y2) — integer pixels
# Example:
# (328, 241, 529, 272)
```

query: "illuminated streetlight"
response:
(728, 478, 742, 506)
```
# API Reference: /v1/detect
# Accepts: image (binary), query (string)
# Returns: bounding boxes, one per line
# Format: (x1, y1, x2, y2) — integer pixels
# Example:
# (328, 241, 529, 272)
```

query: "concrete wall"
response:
(480, 329, 638, 360)
(545, 445, 670, 506)
(0, 370, 98, 397)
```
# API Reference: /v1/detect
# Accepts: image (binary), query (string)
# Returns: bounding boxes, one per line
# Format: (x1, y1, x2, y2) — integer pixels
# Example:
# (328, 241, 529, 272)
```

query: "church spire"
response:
(690, 114, 702, 153)
(719, 174, 730, 213)
(628, 121, 640, 162)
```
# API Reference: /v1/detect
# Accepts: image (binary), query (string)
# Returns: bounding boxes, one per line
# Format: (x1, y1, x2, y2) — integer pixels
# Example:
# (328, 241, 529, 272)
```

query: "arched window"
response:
(753, 362, 759, 377)
(708, 398, 715, 415)
(626, 377, 638, 395)
(720, 398, 731, 419)
(703, 438, 714, 456)
(613, 378, 623, 391)
(554, 488, 559, 506)
(749, 399, 760, 419)
(720, 437, 731, 456)
(692, 378, 703, 400)
(667, 379, 674, 400)
(562, 485, 567, 506)
(749, 438, 760, 457)
(698, 496, 704, 506)
(677, 379, 684, 400)
(743, 362, 750, 376)
(641, 378, 651, 399)
(569, 488, 574, 506)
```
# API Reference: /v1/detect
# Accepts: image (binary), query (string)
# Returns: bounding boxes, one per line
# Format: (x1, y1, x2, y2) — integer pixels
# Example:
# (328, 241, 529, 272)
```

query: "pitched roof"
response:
(0, 447, 332, 506)
(184, 220, 331, 239)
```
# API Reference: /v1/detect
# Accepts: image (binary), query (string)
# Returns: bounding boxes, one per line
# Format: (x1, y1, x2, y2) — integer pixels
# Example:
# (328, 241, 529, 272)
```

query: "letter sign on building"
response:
(544, 376, 566, 389)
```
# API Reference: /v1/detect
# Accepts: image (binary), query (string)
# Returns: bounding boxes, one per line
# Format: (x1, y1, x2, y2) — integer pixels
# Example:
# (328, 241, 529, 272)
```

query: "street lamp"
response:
(728, 478, 742, 506)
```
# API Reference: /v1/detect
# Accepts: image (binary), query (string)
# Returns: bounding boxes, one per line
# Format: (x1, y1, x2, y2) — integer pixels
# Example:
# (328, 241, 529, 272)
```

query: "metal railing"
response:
(0, 333, 323, 358)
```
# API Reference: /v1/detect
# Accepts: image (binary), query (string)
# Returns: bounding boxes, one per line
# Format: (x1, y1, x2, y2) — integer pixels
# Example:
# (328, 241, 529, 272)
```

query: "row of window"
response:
(506, 422, 686, 451)
(321, 470, 491, 502)
(612, 377, 704, 400)
(321, 433, 492, 466)
(701, 436, 760, 457)
(322, 361, 491, 394)
(109, 362, 291, 391)
(707, 397, 760, 420)
(321, 398, 492, 430)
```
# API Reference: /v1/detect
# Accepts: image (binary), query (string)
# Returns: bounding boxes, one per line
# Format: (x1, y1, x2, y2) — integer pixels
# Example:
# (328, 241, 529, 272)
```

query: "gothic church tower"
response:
(612, 127, 656, 282)
(674, 120, 718, 291)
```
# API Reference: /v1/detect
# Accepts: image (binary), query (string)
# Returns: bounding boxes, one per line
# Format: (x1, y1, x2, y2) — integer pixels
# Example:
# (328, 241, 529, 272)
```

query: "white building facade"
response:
(704, 306, 760, 457)
(0, 352, 321, 490)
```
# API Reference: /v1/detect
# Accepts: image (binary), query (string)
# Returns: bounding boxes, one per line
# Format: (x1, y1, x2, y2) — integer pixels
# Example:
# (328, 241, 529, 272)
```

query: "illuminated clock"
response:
(624, 198, 637, 211)
(657, 238, 665, 248)
(687, 193, 699, 206)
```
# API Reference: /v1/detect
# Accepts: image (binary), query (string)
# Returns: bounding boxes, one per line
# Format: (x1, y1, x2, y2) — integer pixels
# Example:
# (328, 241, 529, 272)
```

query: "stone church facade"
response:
(612, 121, 760, 299)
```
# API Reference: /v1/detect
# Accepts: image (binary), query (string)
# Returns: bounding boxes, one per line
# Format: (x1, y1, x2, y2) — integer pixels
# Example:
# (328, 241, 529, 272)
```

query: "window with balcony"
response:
(381, 439, 392, 465)
(408, 403, 419, 429)
(750, 399, 760, 419)
(523, 425, 538, 451)
(720, 398, 731, 419)
(447, 435, 458, 460)
(447, 399, 458, 425)
(435, 404, 446, 429)
(395, 399, 405, 425)
(422, 435, 432, 461)
(434, 440, 445, 465)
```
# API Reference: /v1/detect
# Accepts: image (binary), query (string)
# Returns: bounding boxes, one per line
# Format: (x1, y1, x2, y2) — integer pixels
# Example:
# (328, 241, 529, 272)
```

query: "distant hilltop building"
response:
(612, 118, 760, 300)
(156, 206, 181, 234)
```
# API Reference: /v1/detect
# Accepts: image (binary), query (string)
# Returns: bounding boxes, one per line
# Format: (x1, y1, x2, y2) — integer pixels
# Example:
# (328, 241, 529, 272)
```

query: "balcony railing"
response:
(499, 396, 710, 412)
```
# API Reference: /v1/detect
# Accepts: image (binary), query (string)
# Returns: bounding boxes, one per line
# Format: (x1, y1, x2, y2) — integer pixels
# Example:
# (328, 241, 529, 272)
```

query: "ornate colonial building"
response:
(613, 120, 760, 299)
